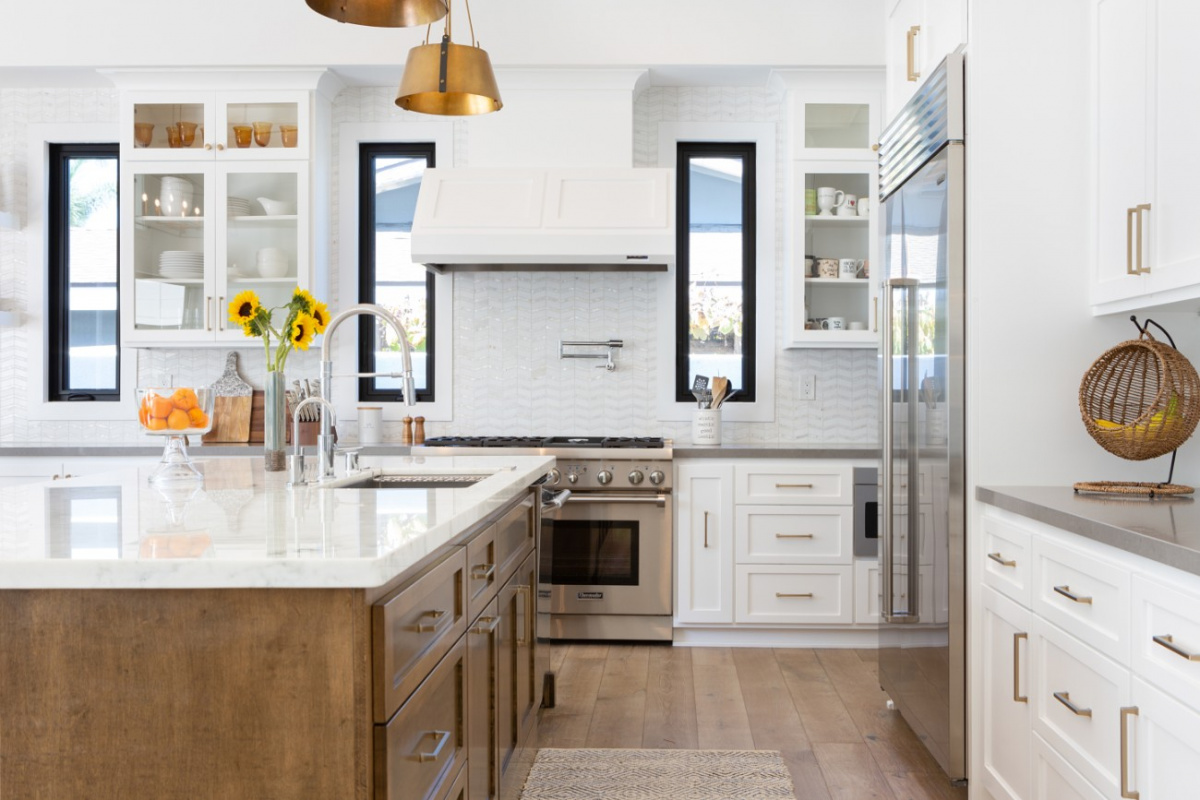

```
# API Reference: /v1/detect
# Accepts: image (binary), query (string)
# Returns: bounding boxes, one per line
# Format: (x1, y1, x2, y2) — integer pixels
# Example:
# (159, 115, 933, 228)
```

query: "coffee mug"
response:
(821, 317, 846, 330)
(858, 197, 870, 218)
(804, 256, 815, 277)
(816, 187, 844, 217)
(849, 322, 866, 331)
(839, 258, 860, 280)
(837, 193, 858, 216)
(816, 258, 839, 278)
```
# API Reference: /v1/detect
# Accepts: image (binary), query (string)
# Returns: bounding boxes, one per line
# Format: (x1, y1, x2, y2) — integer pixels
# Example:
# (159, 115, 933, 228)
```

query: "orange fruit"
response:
(188, 408, 208, 428)
(171, 388, 198, 411)
(167, 408, 190, 430)
(146, 416, 168, 431)
(138, 405, 148, 426)
(150, 394, 174, 419)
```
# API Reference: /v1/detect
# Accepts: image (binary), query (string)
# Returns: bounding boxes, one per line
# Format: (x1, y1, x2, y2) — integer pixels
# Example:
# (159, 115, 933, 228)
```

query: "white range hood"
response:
(410, 168, 675, 272)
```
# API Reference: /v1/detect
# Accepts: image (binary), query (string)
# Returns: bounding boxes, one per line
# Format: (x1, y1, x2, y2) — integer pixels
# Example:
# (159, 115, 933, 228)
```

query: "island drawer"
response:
(733, 463, 852, 505)
(493, 493, 536, 588)
(466, 523, 500, 621)
(374, 548, 467, 723)
(374, 636, 467, 800)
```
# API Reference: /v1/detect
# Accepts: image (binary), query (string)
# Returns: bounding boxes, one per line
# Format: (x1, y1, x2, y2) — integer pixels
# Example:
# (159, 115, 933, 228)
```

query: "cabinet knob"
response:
(628, 470, 644, 485)
(204, 143, 213, 151)
(215, 143, 225, 151)
(872, 143, 880, 152)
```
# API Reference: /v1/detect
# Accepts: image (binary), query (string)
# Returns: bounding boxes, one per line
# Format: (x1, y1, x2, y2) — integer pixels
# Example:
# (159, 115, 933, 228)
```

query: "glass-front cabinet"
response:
(121, 160, 308, 345)
(781, 84, 882, 348)
(122, 91, 308, 160)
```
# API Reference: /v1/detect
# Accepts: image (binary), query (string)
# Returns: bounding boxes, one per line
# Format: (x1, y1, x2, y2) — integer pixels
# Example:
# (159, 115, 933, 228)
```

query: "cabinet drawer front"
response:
(734, 464, 851, 505)
(734, 565, 853, 624)
(375, 637, 467, 800)
(736, 506, 851, 564)
(493, 495, 535, 588)
(981, 511, 1032, 607)
(1133, 574, 1200, 713)
(467, 598, 499, 800)
(1031, 732, 1109, 800)
(891, 463, 933, 505)
(1032, 617, 1131, 798)
(374, 548, 467, 723)
(466, 523, 499, 621)
(1033, 537, 1130, 663)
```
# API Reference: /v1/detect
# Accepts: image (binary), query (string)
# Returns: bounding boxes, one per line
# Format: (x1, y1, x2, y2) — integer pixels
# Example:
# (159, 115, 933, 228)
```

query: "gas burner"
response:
(601, 437, 666, 449)
(543, 436, 606, 447)
(482, 436, 549, 448)
(422, 436, 487, 447)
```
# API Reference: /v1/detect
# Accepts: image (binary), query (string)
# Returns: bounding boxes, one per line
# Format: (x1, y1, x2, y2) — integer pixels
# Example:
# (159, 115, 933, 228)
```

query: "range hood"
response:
(410, 168, 675, 272)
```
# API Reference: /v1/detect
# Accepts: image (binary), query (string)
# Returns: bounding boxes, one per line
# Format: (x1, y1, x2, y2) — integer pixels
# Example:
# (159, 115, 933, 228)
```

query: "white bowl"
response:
(257, 196, 295, 216)
(257, 258, 289, 278)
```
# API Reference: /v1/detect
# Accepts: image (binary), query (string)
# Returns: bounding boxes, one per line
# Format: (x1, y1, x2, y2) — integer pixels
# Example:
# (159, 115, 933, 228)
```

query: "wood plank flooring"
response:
(537, 645, 966, 800)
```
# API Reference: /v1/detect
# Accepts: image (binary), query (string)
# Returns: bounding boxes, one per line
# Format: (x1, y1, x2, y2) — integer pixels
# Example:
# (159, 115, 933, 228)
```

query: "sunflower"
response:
(287, 313, 318, 351)
(310, 300, 331, 333)
(291, 287, 316, 314)
(228, 291, 261, 326)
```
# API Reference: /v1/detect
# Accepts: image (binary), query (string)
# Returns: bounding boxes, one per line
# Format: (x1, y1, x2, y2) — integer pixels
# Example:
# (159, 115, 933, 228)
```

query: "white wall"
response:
(0, 1, 885, 76)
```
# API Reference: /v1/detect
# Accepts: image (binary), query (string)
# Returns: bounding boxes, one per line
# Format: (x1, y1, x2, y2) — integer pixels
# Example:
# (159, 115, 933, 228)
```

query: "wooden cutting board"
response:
(248, 390, 266, 444)
(202, 352, 254, 443)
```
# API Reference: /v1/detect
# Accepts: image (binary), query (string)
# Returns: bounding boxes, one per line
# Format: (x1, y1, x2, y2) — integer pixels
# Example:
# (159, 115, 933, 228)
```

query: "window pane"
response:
(55, 149, 119, 396)
(685, 155, 746, 394)
(363, 151, 433, 399)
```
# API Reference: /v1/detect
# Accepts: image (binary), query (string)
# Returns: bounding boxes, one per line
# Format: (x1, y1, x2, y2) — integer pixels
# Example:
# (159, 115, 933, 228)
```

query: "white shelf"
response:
(805, 214, 869, 227)
(135, 216, 205, 235)
(227, 276, 297, 284)
(806, 277, 870, 287)
(228, 215, 298, 225)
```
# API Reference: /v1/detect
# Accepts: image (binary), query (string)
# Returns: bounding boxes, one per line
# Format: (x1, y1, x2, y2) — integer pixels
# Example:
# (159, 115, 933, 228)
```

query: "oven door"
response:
(540, 492, 672, 617)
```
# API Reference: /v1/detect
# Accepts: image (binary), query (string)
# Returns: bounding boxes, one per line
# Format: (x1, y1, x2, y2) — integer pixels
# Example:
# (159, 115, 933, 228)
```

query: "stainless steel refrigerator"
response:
(877, 53, 966, 783)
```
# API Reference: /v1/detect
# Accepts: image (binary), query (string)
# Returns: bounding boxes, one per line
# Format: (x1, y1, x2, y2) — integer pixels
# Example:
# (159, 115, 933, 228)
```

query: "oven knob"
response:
(546, 468, 561, 486)
(628, 470, 644, 485)
(649, 470, 666, 486)
(596, 470, 613, 485)
(567, 472, 579, 484)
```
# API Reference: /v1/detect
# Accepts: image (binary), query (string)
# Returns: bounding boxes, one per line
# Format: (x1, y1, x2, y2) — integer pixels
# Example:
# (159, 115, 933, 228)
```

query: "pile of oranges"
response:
(139, 387, 210, 432)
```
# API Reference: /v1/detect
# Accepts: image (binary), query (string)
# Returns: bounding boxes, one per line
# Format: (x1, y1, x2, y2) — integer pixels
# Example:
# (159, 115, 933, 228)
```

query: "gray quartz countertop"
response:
(977, 485, 1200, 578)
(674, 443, 878, 459)
(0, 443, 415, 458)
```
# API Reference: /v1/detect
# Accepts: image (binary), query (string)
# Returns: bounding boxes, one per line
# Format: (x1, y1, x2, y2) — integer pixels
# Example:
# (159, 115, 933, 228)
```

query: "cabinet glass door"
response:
(130, 168, 210, 337)
(219, 95, 304, 158)
(804, 103, 872, 150)
(131, 98, 210, 156)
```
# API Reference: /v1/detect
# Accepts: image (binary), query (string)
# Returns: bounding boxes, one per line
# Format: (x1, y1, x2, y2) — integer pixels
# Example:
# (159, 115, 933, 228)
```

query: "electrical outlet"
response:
(800, 373, 816, 400)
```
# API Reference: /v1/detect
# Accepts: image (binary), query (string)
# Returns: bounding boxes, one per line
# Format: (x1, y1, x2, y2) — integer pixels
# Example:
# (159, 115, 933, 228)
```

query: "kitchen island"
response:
(0, 454, 553, 800)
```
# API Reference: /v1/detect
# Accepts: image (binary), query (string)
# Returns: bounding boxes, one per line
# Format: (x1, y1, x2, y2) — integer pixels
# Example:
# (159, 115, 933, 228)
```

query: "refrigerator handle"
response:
(882, 277, 920, 623)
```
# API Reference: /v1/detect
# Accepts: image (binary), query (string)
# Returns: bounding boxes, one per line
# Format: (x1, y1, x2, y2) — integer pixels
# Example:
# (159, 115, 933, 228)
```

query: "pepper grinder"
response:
(413, 416, 426, 445)
(401, 416, 413, 445)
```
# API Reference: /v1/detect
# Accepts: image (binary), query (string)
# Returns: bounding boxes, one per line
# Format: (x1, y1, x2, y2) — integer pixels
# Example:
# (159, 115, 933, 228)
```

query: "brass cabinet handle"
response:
(1013, 633, 1028, 703)
(1127, 206, 1137, 275)
(988, 552, 1017, 567)
(514, 585, 531, 646)
(873, 297, 879, 333)
(775, 483, 814, 489)
(776, 592, 814, 598)
(204, 295, 212, 331)
(703, 510, 709, 548)
(1152, 633, 1200, 662)
(906, 25, 921, 81)
(414, 608, 449, 633)
(1121, 706, 1140, 799)
(1053, 691, 1093, 718)
(217, 295, 225, 330)
(1053, 585, 1093, 605)
(471, 563, 496, 581)
(414, 729, 452, 763)
(471, 615, 499, 634)
(776, 533, 815, 539)
(1135, 203, 1151, 273)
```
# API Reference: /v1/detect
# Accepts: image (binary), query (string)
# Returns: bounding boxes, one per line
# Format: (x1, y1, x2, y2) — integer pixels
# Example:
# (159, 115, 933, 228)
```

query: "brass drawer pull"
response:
(414, 729, 452, 763)
(775, 483, 814, 489)
(1121, 706, 1140, 799)
(471, 615, 500, 635)
(703, 510, 710, 548)
(906, 25, 921, 81)
(776, 592, 814, 599)
(414, 608, 449, 633)
(515, 585, 531, 646)
(471, 563, 496, 581)
(988, 552, 1016, 567)
(1053, 691, 1092, 718)
(1152, 633, 1200, 662)
(776, 533, 815, 539)
(1013, 632, 1028, 703)
(1053, 585, 1093, 605)
(1127, 206, 1137, 275)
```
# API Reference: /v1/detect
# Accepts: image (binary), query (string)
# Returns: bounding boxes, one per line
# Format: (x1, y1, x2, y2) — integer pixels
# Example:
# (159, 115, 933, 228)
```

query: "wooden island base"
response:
(0, 588, 374, 800)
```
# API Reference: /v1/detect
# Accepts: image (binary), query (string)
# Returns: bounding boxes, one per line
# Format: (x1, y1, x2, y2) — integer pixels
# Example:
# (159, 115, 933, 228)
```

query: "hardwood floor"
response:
(537, 645, 967, 800)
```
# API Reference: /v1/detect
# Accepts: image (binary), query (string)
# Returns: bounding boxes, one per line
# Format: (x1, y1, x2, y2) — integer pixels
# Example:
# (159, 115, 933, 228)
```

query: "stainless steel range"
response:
(417, 436, 674, 642)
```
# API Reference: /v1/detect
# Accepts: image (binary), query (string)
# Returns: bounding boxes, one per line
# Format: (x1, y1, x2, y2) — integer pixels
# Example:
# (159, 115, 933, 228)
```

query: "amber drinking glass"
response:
(252, 121, 272, 147)
(133, 122, 154, 148)
(166, 125, 181, 148)
(178, 121, 198, 147)
(232, 125, 252, 148)
(279, 124, 298, 148)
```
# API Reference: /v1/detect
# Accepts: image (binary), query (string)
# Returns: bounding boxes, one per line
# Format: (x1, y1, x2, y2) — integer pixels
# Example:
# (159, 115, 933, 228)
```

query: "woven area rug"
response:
(520, 748, 796, 800)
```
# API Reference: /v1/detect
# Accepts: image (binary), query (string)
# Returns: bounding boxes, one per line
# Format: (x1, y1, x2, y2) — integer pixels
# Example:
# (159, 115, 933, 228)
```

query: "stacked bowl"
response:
(159, 176, 193, 217)
(256, 247, 289, 278)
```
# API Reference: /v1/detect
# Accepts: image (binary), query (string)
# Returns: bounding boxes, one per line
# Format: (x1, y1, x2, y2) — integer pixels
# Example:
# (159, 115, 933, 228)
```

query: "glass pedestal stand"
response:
(149, 433, 204, 484)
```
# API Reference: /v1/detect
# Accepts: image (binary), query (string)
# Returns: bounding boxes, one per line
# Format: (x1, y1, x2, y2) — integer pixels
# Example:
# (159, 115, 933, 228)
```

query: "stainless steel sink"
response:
(328, 473, 491, 489)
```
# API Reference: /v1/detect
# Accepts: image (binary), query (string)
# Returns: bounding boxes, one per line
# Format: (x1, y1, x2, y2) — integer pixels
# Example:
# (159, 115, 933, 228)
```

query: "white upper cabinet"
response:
(1091, 0, 1200, 313)
(884, 0, 967, 120)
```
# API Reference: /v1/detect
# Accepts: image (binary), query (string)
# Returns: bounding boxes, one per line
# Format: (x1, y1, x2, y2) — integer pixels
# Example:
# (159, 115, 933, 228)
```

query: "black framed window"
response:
(675, 142, 756, 403)
(358, 142, 436, 403)
(47, 143, 120, 402)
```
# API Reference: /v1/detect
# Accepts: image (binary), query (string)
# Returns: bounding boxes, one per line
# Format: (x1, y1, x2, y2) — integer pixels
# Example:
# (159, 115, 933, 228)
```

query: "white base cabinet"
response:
(980, 505, 1200, 799)
(675, 462, 735, 624)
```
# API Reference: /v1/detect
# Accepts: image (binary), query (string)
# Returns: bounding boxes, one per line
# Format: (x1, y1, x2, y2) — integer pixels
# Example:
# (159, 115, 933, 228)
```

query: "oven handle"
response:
(561, 494, 669, 506)
(540, 488, 572, 514)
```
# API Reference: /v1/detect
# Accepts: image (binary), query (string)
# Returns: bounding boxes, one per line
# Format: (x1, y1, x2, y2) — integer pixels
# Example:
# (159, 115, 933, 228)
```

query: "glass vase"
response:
(264, 371, 287, 471)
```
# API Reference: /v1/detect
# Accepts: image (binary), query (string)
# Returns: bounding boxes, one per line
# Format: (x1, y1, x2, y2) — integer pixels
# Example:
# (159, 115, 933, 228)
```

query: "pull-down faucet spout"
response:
(317, 303, 416, 478)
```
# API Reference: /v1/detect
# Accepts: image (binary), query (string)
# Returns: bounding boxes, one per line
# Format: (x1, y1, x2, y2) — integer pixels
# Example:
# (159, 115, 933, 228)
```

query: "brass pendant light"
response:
(306, 0, 448, 28)
(395, 0, 502, 116)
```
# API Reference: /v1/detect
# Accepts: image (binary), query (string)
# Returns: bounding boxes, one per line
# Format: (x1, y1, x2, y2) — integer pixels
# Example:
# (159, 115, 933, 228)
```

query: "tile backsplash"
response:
(0, 85, 878, 446)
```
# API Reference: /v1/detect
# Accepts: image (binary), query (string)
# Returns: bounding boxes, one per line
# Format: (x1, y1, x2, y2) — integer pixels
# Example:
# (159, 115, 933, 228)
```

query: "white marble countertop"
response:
(0, 454, 554, 590)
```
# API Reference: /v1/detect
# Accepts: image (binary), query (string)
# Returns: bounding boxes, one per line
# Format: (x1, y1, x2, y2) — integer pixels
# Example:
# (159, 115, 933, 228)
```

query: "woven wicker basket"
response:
(1079, 331, 1200, 461)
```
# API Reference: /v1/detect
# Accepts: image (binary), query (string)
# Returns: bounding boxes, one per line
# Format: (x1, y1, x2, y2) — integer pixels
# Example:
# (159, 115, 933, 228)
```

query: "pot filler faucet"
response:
(315, 303, 417, 480)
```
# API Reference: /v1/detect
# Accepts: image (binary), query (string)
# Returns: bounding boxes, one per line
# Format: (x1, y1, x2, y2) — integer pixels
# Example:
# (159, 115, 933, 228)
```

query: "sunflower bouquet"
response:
(228, 287, 331, 373)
